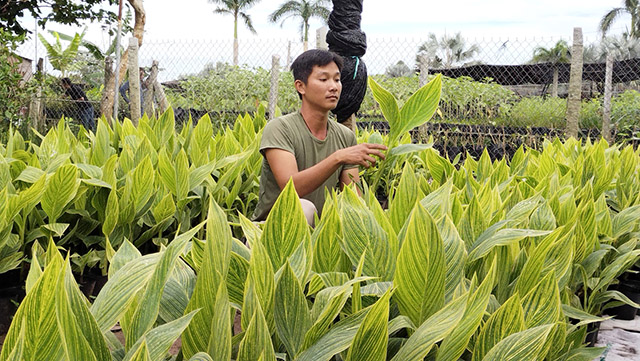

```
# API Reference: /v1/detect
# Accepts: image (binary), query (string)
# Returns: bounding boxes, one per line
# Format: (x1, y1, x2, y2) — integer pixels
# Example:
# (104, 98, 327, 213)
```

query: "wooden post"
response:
(287, 41, 292, 68)
(268, 55, 280, 120)
(127, 37, 141, 124)
(143, 61, 158, 117)
(566, 27, 583, 139)
(151, 60, 170, 114)
(602, 54, 614, 143)
(100, 56, 114, 123)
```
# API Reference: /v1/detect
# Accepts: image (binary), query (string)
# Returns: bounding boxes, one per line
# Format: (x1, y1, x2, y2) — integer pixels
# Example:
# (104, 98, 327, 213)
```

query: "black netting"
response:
(327, 0, 368, 123)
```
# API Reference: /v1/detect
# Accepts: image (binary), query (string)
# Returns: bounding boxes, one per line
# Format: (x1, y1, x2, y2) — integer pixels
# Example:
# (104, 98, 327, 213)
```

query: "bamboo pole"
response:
(127, 37, 141, 124)
(602, 54, 614, 143)
(566, 27, 583, 139)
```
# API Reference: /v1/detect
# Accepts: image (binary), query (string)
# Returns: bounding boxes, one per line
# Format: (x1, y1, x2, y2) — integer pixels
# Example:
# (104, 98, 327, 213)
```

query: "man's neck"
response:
(300, 104, 329, 139)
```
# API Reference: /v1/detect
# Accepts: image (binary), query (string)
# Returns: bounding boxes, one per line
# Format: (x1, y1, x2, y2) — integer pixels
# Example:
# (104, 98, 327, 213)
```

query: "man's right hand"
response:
(334, 143, 388, 168)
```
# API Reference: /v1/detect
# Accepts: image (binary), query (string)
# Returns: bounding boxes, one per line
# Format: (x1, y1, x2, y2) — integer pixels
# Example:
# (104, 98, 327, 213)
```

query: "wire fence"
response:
(13, 33, 640, 155)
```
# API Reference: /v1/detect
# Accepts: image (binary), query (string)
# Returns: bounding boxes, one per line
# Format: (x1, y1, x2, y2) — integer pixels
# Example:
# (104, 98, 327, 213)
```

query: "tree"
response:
(599, 0, 640, 38)
(269, 0, 331, 51)
(531, 40, 571, 98)
(210, 0, 261, 66)
(415, 32, 480, 69)
(385, 61, 413, 78)
(100, 0, 146, 121)
(38, 30, 85, 77)
(0, 0, 119, 38)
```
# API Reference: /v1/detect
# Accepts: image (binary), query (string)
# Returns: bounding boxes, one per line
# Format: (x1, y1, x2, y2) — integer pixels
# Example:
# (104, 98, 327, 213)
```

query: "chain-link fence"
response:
(13, 33, 640, 154)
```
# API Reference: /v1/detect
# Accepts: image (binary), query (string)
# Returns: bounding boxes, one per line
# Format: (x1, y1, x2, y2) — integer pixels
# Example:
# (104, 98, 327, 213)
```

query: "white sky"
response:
(15, 0, 631, 78)
(18, 0, 629, 47)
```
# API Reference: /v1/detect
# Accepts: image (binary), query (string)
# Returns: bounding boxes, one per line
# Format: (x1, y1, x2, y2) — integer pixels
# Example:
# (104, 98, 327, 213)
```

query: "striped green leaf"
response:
(275, 261, 312, 357)
(368, 77, 400, 138)
(237, 302, 276, 361)
(345, 290, 391, 361)
(125, 302, 198, 361)
(41, 164, 79, 222)
(311, 201, 343, 273)
(394, 74, 442, 142)
(181, 200, 233, 359)
(60, 261, 111, 361)
(239, 212, 262, 248)
(188, 353, 214, 361)
(0, 248, 64, 361)
(395, 203, 445, 326)
(126, 340, 150, 361)
(420, 178, 453, 220)
(295, 308, 369, 361)
(391, 293, 468, 361)
(121, 225, 198, 348)
(472, 294, 525, 361)
(612, 205, 640, 238)
(102, 188, 119, 236)
(468, 228, 552, 262)
(482, 324, 554, 361)
(522, 273, 562, 328)
(91, 253, 160, 333)
(339, 186, 394, 281)
(438, 215, 467, 300)
(130, 156, 155, 216)
(244, 240, 275, 331)
(261, 180, 310, 271)
(436, 261, 496, 361)
(389, 162, 419, 233)
(515, 227, 566, 297)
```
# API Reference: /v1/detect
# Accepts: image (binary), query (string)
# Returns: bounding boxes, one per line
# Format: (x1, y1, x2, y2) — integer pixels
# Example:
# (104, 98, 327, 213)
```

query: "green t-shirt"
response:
(252, 111, 358, 221)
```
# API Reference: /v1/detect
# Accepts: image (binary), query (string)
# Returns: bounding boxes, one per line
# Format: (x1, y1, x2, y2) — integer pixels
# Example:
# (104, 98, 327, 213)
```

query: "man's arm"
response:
(265, 142, 386, 197)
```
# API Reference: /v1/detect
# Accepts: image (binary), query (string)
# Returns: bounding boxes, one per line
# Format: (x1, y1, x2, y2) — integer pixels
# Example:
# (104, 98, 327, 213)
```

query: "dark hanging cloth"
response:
(326, 0, 368, 123)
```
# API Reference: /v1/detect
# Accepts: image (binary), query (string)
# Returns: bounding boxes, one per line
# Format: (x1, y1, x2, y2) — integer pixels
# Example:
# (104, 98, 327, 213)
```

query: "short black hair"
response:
(60, 77, 72, 86)
(290, 49, 343, 85)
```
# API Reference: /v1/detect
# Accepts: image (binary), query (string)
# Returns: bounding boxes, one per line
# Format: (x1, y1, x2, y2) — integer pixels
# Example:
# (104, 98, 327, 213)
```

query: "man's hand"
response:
(335, 143, 388, 168)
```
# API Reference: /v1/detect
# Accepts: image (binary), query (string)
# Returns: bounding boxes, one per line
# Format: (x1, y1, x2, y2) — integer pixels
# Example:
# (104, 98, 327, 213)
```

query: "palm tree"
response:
(599, 0, 640, 38)
(269, 0, 330, 51)
(415, 32, 479, 69)
(209, 0, 261, 66)
(531, 40, 571, 98)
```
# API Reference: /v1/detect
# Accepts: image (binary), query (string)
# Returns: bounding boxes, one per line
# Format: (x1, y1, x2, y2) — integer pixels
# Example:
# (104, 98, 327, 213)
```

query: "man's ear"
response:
(294, 79, 306, 96)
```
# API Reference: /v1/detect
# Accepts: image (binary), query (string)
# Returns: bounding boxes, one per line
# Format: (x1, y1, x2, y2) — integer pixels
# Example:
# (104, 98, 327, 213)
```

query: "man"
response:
(252, 49, 387, 226)
(60, 77, 95, 132)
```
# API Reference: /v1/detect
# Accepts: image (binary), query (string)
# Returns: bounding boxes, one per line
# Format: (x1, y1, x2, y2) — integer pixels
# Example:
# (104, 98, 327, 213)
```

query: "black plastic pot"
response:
(585, 321, 601, 347)
(607, 279, 640, 320)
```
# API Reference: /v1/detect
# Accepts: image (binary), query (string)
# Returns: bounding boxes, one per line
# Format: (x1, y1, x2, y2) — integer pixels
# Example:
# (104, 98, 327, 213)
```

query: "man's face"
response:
(296, 62, 342, 111)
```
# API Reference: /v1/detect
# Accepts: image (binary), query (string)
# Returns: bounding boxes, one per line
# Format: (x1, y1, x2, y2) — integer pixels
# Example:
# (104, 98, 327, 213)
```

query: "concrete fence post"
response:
(269, 55, 280, 120)
(602, 54, 614, 143)
(127, 37, 141, 125)
(566, 27, 583, 139)
(419, 54, 429, 87)
(316, 26, 328, 50)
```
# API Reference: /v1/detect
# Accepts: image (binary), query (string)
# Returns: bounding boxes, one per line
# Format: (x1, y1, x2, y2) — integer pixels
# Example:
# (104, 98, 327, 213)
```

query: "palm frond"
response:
(240, 12, 257, 35)
(269, 1, 301, 23)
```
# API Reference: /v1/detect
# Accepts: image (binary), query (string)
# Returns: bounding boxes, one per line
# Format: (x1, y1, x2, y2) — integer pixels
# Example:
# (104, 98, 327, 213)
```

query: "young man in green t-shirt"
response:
(252, 49, 387, 225)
